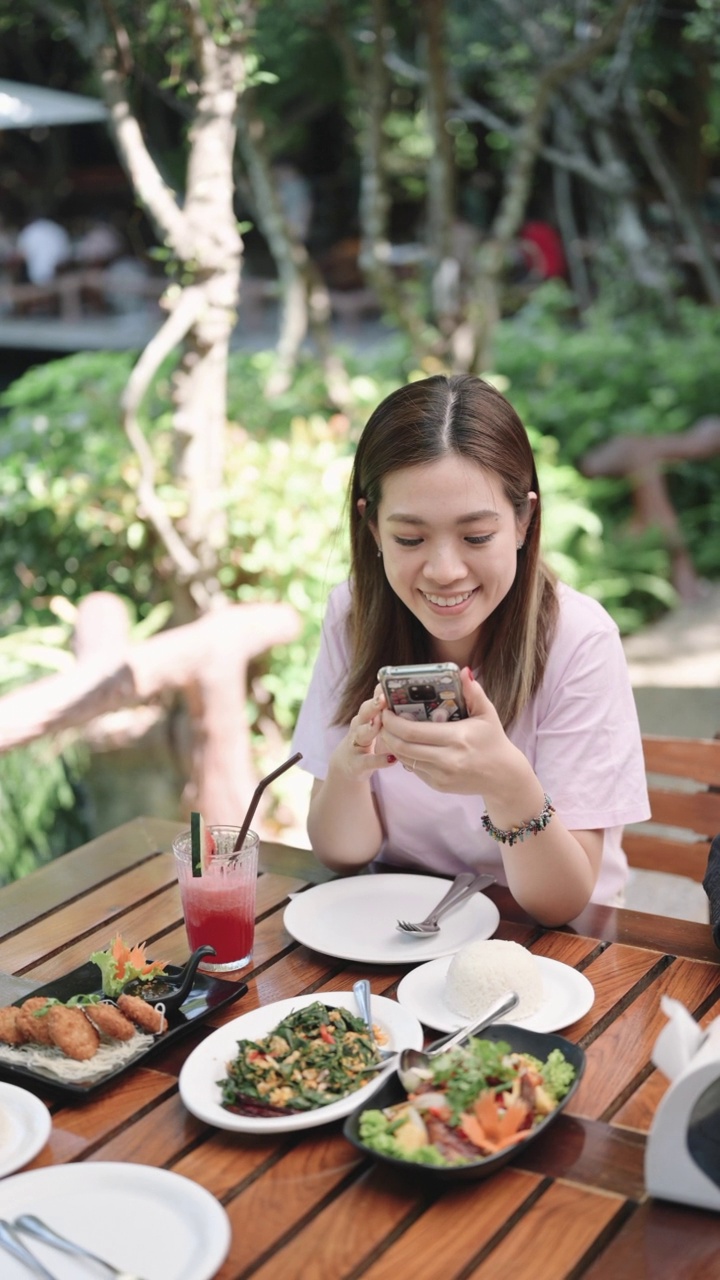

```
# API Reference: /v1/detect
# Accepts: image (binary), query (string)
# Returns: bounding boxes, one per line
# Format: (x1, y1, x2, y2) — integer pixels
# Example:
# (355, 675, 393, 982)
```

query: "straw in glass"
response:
(232, 751, 303, 852)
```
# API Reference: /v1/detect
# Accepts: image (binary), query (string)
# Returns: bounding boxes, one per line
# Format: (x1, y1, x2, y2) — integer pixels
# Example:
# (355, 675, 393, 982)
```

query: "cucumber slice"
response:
(190, 810, 205, 877)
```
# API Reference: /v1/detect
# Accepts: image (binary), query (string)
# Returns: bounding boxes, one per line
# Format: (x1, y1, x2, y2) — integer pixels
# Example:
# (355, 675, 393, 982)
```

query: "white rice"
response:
(444, 939, 543, 1021)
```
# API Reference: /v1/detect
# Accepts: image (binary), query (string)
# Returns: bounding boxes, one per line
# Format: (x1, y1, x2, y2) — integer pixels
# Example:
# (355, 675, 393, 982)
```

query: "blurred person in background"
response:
(17, 216, 72, 285)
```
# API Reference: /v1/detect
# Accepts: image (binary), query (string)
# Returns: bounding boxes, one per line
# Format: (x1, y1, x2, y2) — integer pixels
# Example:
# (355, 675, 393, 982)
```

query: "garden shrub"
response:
(2, 297, 719, 875)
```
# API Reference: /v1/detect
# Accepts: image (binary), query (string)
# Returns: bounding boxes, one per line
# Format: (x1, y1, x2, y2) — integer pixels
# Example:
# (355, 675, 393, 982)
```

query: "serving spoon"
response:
(352, 979, 397, 1061)
(397, 989, 519, 1091)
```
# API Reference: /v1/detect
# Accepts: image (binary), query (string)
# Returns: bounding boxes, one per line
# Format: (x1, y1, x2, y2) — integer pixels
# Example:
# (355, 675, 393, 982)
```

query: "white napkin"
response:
(652, 995, 716, 1081)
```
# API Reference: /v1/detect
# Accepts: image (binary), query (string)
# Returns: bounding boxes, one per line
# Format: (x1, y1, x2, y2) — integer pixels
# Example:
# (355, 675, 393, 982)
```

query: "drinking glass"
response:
(172, 826, 259, 972)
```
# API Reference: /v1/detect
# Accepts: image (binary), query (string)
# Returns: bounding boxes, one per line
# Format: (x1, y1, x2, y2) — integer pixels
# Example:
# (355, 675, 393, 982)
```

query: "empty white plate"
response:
(283, 874, 500, 963)
(0, 1083, 51, 1178)
(0, 1162, 230, 1280)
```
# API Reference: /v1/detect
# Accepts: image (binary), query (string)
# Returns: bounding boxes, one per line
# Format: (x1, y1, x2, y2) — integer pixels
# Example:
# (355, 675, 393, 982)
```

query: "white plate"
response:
(0, 1083, 51, 1178)
(396, 954, 595, 1034)
(179, 991, 424, 1134)
(0, 1163, 230, 1280)
(283, 874, 500, 963)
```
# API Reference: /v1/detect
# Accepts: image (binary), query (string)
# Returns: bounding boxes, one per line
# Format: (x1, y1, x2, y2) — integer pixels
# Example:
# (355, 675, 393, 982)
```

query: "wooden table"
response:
(1, 816, 719, 1280)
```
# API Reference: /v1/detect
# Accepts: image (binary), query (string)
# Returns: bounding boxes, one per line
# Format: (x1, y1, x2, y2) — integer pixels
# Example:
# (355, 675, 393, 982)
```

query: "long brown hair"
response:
(334, 374, 558, 728)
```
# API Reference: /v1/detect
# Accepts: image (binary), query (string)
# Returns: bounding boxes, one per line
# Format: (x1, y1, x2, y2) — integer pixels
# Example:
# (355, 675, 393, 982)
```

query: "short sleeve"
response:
(511, 586, 650, 831)
(291, 582, 353, 779)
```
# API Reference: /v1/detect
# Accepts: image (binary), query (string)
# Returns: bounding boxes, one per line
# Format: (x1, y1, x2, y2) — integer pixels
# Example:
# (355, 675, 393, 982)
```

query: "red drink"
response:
(181, 872, 255, 966)
(173, 827, 259, 972)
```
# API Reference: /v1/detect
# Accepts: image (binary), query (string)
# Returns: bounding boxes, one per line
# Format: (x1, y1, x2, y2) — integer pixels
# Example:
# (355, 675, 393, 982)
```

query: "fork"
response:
(13, 1214, 148, 1280)
(0, 1221, 58, 1279)
(396, 871, 495, 934)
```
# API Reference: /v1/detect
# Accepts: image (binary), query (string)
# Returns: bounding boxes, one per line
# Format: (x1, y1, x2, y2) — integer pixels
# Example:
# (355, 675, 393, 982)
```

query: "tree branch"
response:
(121, 285, 207, 587)
(0, 601, 301, 753)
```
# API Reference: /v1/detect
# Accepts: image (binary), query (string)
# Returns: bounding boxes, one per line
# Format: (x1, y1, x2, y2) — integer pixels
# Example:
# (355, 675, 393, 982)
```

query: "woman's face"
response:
(370, 453, 536, 667)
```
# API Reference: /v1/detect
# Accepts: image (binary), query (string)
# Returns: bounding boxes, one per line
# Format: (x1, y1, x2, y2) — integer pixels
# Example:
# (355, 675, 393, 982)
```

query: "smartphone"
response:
(377, 662, 468, 722)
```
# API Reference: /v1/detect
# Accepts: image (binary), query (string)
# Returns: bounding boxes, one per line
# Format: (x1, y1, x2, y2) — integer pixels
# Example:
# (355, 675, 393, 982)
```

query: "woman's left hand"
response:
(379, 667, 513, 794)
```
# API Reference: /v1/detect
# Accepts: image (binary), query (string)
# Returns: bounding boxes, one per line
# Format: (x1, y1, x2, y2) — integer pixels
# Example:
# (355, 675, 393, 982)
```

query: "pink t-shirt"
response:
(292, 580, 650, 904)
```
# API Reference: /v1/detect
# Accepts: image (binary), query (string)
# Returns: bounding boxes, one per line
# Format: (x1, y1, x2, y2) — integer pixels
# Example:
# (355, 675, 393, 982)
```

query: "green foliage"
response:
(0, 593, 175, 882)
(223, 348, 407, 730)
(0, 350, 170, 631)
(0, 618, 92, 885)
(0, 739, 89, 886)
(491, 286, 720, 628)
(2, 296, 720, 875)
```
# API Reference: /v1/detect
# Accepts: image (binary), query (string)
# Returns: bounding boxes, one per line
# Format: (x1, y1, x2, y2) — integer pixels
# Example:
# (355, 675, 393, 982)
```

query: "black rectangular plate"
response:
(0, 961, 248, 1097)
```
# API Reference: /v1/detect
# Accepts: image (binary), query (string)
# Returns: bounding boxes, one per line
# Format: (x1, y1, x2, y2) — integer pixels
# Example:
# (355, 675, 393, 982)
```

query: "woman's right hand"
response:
(338, 686, 398, 779)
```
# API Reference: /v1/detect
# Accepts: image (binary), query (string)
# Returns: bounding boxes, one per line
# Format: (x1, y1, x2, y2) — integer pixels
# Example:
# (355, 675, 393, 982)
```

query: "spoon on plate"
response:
(397, 990, 519, 1091)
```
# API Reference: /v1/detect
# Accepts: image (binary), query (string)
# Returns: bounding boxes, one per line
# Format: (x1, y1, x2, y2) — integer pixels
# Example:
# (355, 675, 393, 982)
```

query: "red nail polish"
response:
(387, 754, 397, 763)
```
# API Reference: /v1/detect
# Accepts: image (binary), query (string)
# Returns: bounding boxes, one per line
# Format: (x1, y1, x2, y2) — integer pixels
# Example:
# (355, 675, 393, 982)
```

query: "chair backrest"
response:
(623, 734, 720, 883)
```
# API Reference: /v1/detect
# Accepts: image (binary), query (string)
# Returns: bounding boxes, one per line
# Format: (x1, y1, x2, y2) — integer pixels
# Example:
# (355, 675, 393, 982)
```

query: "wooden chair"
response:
(623, 734, 720, 883)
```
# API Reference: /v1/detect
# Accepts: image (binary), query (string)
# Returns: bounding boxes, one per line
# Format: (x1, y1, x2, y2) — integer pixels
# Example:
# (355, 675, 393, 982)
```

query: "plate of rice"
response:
(396, 939, 594, 1033)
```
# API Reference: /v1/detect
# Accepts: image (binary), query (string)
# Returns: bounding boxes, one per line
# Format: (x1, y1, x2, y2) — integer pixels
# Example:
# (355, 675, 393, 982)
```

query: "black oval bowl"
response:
(342, 1023, 586, 1183)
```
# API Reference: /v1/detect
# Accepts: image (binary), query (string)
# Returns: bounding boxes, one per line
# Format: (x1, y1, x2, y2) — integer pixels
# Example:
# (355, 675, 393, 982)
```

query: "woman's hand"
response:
(335, 686, 398, 780)
(378, 667, 515, 795)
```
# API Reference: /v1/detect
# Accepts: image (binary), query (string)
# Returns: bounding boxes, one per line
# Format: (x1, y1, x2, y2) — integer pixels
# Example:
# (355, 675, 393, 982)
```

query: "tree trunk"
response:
(421, 0, 457, 334)
(96, 3, 250, 612)
(624, 82, 720, 305)
(329, 0, 438, 362)
(552, 104, 593, 311)
(0, 595, 301, 820)
(468, 0, 642, 371)
(235, 105, 349, 405)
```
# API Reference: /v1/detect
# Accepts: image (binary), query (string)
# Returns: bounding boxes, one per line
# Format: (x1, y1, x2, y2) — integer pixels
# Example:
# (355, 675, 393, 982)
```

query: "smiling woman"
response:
(292, 374, 651, 926)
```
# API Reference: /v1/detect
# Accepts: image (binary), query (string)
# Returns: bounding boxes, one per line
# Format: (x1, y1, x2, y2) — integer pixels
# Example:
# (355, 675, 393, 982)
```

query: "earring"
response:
(377, 548, 382, 558)
(517, 540, 524, 550)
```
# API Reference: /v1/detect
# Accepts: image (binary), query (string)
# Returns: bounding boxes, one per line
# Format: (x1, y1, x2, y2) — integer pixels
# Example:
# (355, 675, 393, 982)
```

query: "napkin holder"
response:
(645, 996, 720, 1211)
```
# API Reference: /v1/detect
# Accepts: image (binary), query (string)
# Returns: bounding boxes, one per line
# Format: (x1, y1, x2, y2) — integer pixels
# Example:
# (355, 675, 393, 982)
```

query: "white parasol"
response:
(0, 78, 108, 129)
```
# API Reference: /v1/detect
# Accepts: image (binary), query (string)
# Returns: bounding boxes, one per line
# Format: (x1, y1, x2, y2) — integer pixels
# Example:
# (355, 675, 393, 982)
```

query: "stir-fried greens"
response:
(359, 1037, 576, 1167)
(219, 1001, 384, 1116)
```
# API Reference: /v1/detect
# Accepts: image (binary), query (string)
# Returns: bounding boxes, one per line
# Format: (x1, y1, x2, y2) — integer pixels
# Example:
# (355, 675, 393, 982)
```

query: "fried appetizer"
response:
(46, 1004, 100, 1061)
(83, 1001, 136, 1042)
(0, 1005, 26, 1045)
(16, 996, 55, 1046)
(117, 993, 168, 1035)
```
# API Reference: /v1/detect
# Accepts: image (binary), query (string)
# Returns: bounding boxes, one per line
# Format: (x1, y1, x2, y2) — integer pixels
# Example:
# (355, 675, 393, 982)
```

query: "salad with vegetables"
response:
(219, 1001, 385, 1116)
(358, 1037, 576, 1168)
(91, 936, 169, 998)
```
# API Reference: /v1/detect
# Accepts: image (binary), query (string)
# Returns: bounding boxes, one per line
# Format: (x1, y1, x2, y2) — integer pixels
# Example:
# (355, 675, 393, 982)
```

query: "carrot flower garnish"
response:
(91, 935, 168, 997)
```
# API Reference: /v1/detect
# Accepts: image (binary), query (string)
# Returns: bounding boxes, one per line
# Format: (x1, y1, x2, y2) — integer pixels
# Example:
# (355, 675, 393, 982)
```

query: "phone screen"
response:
(378, 664, 467, 721)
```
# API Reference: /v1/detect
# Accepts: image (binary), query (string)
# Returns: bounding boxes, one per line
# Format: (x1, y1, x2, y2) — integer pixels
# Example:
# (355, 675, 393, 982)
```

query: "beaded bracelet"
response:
(481, 794, 555, 847)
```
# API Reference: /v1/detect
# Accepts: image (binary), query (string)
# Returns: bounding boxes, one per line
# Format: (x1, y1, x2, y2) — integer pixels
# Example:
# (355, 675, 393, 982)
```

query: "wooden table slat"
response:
(580, 1198, 720, 1280)
(1, 822, 719, 1280)
(359, 1169, 543, 1280)
(467, 1179, 626, 1279)
(568, 955, 720, 1123)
